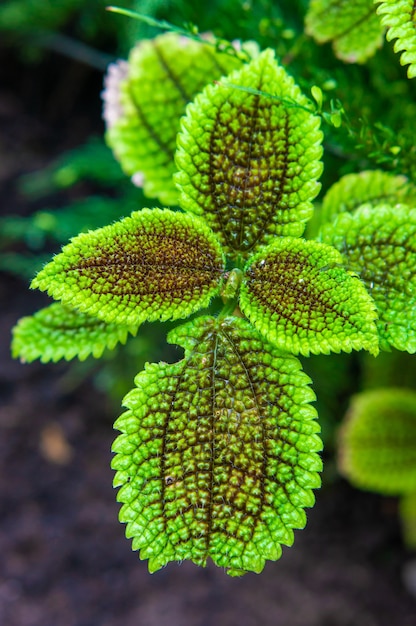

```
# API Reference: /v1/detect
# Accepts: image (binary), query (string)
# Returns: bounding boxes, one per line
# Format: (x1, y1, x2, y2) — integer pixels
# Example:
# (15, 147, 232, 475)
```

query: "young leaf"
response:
(305, 0, 384, 63)
(175, 49, 323, 258)
(320, 204, 416, 352)
(339, 388, 416, 494)
(239, 238, 379, 357)
(319, 170, 416, 226)
(31, 209, 225, 326)
(112, 315, 322, 576)
(375, 0, 416, 78)
(103, 32, 248, 205)
(11, 302, 138, 363)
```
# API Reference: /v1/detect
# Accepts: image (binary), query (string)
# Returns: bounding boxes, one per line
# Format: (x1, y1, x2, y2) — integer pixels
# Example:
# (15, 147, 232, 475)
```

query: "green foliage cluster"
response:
(306, 0, 416, 77)
(9, 1, 416, 575)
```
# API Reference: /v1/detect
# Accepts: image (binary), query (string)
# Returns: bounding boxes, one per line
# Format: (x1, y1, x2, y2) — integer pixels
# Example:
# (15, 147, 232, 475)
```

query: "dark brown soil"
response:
(1, 39, 416, 626)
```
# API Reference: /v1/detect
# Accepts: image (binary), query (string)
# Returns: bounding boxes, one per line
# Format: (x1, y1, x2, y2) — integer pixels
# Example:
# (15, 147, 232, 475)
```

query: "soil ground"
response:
(1, 40, 416, 626)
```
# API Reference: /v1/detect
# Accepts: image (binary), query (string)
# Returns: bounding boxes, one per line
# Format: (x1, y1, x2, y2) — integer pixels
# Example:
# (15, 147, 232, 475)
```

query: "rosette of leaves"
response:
(305, 0, 384, 63)
(375, 0, 416, 79)
(103, 31, 255, 205)
(14, 47, 386, 575)
(339, 388, 416, 547)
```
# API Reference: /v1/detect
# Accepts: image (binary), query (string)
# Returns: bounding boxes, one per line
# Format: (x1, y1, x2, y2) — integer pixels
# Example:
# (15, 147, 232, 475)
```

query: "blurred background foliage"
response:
(2, 0, 415, 458)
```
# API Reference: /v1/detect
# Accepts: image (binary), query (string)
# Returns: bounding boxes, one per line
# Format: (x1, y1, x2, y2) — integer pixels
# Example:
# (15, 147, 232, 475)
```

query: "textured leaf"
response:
(239, 238, 379, 356)
(31, 209, 225, 326)
(375, 0, 416, 78)
(112, 315, 322, 576)
(305, 0, 384, 63)
(339, 388, 416, 494)
(320, 204, 416, 352)
(319, 170, 416, 226)
(175, 49, 323, 258)
(11, 302, 138, 363)
(103, 32, 248, 205)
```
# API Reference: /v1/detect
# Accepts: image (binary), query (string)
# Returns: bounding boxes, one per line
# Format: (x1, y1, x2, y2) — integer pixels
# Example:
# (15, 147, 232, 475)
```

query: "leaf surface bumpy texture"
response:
(320, 204, 416, 352)
(112, 316, 322, 576)
(319, 170, 416, 226)
(103, 32, 246, 204)
(376, 0, 416, 78)
(240, 238, 379, 356)
(305, 0, 384, 63)
(31, 209, 225, 326)
(339, 388, 416, 494)
(175, 49, 323, 258)
(11, 302, 137, 363)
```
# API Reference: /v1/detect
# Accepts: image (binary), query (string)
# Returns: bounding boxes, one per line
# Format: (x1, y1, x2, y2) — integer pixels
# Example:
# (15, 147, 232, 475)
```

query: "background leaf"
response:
(12, 302, 138, 363)
(112, 315, 322, 576)
(375, 0, 416, 78)
(103, 32, 247, 205)
(240, 237, 379, 356)
(175, 49, 323, 258)
(339, 388, 416, 494)
(31, 208, 225, 326)
(318, 170, 416, 227)
(319, 204, 416, 352)
(305, 0, 384, 63)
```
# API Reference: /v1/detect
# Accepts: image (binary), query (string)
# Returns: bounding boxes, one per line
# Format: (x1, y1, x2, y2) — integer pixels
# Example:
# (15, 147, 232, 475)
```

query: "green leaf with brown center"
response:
(339, 388, 416, 494)
(375, 0, 416, 78)
(239, 238, 379, 357)
(305, 0, 384, 63)
(320, 204, 416, 352)
(11, 302, 138, 363)
(319, 170, 416, 226)
(103, 32, 250, 205)
(112, 315, 322, 576)
(175, 49, 323, 258)
(31, 209, 225, 326)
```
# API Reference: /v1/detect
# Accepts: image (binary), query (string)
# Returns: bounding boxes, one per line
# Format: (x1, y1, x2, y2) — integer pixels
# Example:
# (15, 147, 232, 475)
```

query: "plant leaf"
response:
(103, 32, 249, 205)
(339, 388, 416, 494)
(319, 170, 416, 226)
(375, 0, 416, 78)
(320, 204, 416, 352)
(305, 0, 384, 63)
(11, 302, 138, 363)
(239, 238, 379, 356)
(112, 315, 322, 576)
(31, 209, 225, 326)
(175, 49, 323, 258)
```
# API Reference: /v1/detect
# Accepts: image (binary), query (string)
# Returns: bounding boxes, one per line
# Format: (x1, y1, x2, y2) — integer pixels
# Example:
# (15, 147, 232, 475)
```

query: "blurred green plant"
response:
(0, 0, 171, 61)
(339, 388, 416, 548)
(0, 137, 143, 279)
(6, 0, 416, 575)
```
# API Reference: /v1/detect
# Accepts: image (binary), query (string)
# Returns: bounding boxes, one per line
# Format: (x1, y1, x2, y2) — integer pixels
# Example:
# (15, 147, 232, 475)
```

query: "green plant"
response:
(339, 387, 416, 548)
(11, 5, 416, 576)
(306, 0, 416, 77)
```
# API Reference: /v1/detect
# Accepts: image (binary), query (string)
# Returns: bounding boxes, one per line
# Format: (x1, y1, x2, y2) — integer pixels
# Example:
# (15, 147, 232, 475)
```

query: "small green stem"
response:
(218, 298, 240, 320)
